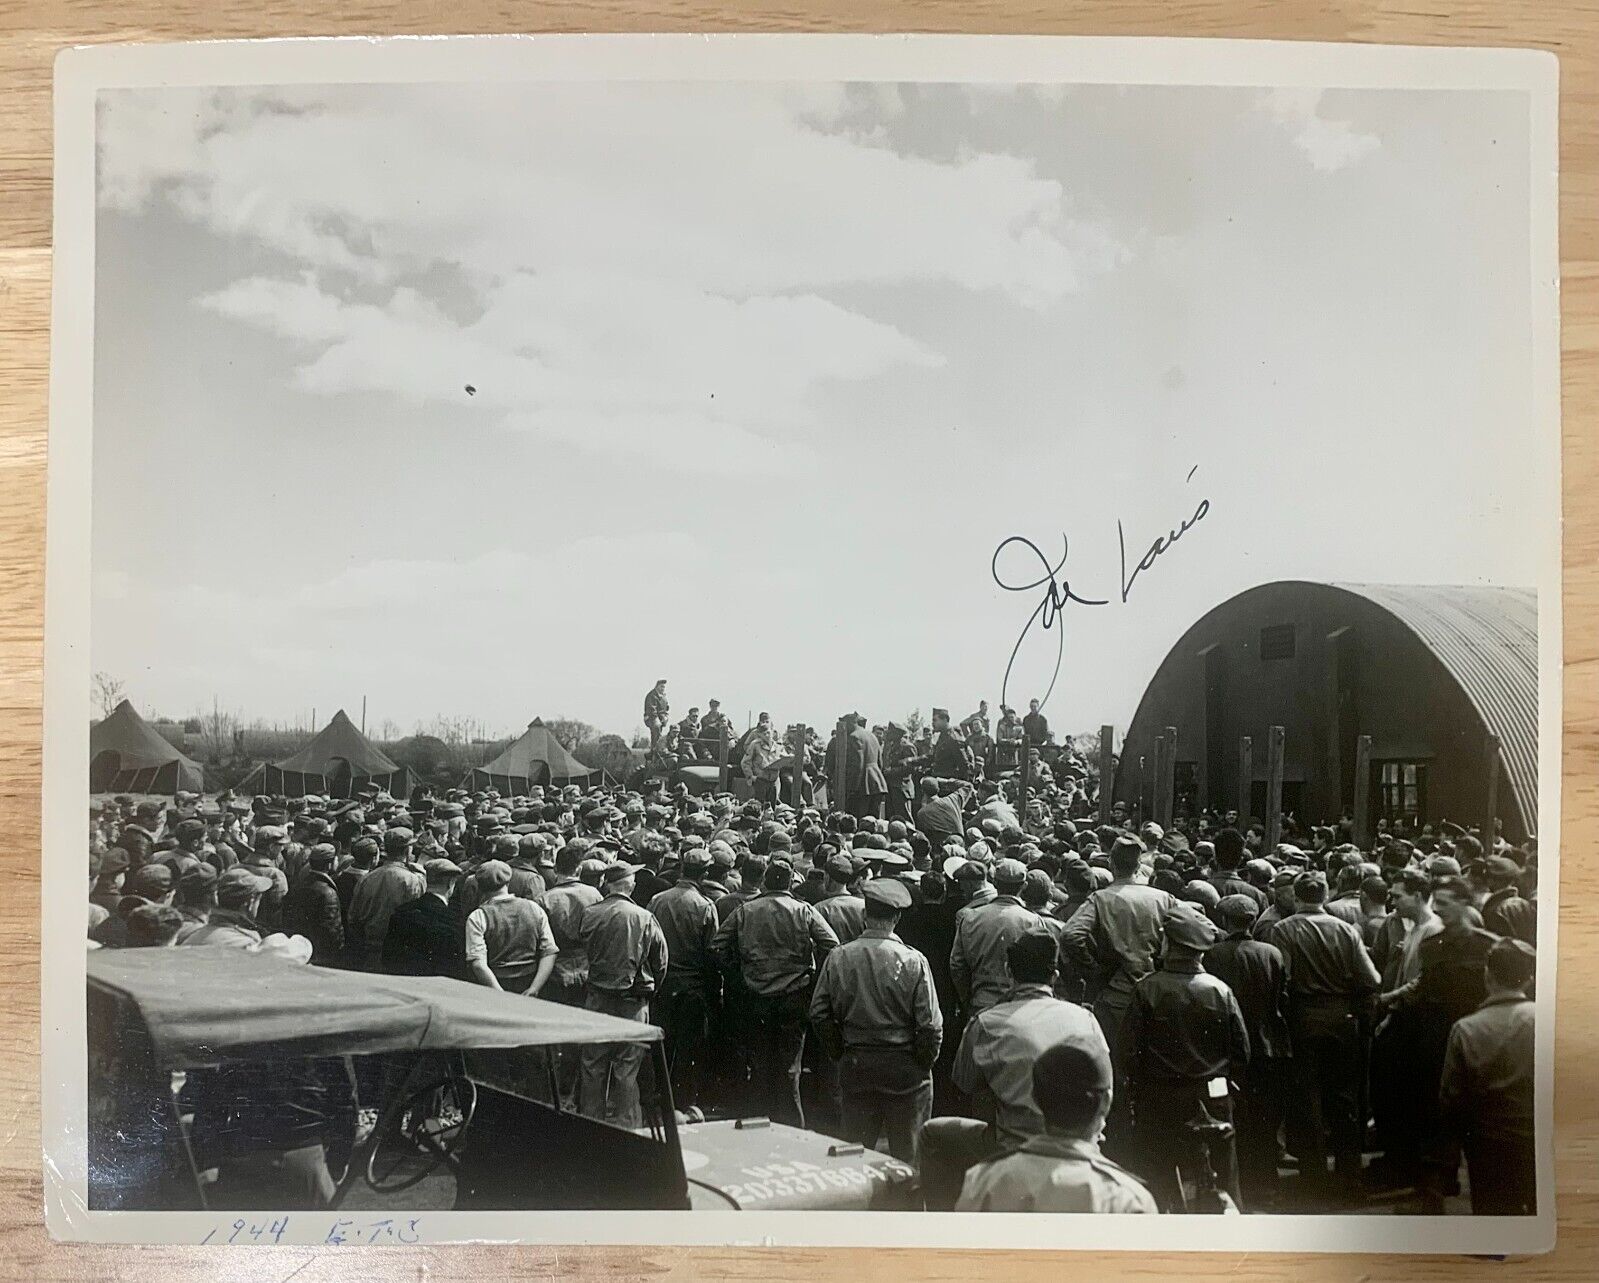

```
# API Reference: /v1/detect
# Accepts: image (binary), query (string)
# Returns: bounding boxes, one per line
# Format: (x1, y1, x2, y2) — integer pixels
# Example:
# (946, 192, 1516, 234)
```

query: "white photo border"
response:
(44, 32, 1563, 1253)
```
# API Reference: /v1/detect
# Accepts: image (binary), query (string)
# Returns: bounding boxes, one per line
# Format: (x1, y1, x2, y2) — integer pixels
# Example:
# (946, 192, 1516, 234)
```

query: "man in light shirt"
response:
(920, 932, 1110, 1209)
(955, 1040, 1156, 1214)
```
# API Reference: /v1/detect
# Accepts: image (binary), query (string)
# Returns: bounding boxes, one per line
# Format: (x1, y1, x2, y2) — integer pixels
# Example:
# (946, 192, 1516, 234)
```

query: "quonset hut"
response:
(1114, 581, 1538, 843)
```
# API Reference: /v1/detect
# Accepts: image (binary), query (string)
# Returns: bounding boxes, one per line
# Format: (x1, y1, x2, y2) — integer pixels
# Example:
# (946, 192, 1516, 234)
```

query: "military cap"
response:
(126, 864, 174, 899)
(862, 878, 911, 911)
(763, 860, 795, 889)
(601, 862, 641, 885)
(872, 851, 911, 871)
(1216, 893, 1260, 926)
(1484, 854, 1522, 880)
(216, 866, 273, 906)
(177, 863, 218, 896)
(1162, 903, 1221, 950)
(824, 853, 856, 881)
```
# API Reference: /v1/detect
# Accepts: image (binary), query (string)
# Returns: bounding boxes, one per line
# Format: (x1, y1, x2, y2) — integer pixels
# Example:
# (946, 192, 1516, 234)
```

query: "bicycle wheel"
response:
(365, 1074, 478, 1193)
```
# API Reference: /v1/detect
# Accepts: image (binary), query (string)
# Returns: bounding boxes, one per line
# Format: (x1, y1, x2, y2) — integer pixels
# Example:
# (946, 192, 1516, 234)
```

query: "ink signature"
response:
(992, 465, 1212, 713)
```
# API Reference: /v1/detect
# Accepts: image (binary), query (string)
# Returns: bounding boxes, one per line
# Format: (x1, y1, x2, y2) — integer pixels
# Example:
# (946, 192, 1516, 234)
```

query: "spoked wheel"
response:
(365, 1074, 478, 1193)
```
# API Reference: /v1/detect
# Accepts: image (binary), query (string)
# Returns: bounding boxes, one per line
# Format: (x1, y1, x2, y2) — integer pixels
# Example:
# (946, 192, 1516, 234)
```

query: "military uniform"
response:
(809, 880, 942, 1163)
(956, 1135, 1157, 1212)
(579, 867, 670, 1129)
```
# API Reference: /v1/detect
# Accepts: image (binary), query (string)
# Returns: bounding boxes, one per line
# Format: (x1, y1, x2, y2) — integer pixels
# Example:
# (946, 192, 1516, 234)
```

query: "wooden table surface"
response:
(3, 3, 1594, 1279)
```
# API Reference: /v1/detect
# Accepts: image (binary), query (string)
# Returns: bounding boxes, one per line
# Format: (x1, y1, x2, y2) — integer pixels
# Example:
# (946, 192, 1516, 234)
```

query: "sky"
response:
(90, 79, 1539, 742)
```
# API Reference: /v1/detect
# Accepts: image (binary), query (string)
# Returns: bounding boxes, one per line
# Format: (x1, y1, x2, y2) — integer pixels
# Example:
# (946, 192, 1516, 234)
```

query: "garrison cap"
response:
(862, 878, 911, 911)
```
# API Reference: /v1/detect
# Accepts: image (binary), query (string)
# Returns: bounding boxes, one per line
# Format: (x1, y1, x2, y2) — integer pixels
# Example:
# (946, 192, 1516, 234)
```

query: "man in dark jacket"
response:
(855, 716, 889, 821)
(1205, 894, 1291, 1207)
(1120, 904, 1250, 1212)
(383, 858, 465, 978)
(712, 860, 839, 1125)
(283, 843, 344, 966)
(1479, 855, 1536, 943)
(881, 723, 918, 823)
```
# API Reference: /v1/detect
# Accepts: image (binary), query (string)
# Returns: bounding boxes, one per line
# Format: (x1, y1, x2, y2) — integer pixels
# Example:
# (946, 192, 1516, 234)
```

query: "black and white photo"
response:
(44, 35, 1561, 1252)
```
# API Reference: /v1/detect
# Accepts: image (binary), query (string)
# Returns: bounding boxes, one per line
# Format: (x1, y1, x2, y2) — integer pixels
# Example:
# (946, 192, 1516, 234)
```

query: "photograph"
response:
(45, 35, 1560, 1251)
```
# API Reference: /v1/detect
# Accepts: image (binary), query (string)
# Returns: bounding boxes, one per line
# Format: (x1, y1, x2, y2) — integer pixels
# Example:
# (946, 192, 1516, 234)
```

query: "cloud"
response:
(109, 81, 1108, 475)
(1259, 89, 1380, 172)
(199, 269, 939, 474)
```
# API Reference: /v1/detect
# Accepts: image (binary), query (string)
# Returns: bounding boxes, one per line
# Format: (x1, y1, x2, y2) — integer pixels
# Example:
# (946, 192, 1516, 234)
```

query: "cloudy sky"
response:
(91, 80, 1538, 741)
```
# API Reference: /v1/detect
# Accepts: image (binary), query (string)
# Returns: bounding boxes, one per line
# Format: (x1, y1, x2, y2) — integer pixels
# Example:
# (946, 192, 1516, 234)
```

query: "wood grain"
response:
(2, 3, 1594, 1279)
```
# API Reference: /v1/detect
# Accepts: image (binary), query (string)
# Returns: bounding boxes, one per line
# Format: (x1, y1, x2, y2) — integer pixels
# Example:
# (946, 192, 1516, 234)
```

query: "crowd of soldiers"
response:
(86, 697, 1540, 1216)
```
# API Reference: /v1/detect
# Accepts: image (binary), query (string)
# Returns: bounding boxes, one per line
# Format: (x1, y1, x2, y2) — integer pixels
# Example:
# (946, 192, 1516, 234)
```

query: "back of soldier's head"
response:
(1006, 931, 1057, 986)
(1032, 1041, 1113, 1135)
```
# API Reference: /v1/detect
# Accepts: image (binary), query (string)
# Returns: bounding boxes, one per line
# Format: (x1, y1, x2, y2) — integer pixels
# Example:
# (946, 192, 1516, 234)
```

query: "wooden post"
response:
(1098, 724, 1114, 824)
(1157, 729, 1170, 819)
(791, 724, 807, 809)
(1238, 736, 1253, 829)
(833, 721, 849, 815)
(1265, 725, 1285, 852)
(1352, 734, 1372, 848)
(717, 723, 731, 793)
(1482, 734, 1502, 849)
(1159, 725, 1178, 828)
(1019, 733, 1032, 823)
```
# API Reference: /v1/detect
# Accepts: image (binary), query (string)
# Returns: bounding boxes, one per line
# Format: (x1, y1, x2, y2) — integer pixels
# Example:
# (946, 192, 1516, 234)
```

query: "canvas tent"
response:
(467, 718, 598, 793)
(90, 700, 206, 795)
(243, 709, 410, 799)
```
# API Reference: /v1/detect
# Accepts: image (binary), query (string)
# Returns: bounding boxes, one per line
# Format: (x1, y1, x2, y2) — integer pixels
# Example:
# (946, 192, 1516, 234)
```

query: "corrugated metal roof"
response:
(1335, 583, 1539, 836)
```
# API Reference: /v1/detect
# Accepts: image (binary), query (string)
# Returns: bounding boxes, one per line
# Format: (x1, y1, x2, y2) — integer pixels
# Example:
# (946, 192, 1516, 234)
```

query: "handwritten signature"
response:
(992, 464, 1211, 713)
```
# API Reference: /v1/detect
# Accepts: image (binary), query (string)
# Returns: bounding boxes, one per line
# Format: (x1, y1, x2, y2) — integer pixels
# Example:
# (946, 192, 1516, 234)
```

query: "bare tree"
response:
(195, 699, 241, 763)
(92, 672, 125, 720)
(545, 717, 598, 751)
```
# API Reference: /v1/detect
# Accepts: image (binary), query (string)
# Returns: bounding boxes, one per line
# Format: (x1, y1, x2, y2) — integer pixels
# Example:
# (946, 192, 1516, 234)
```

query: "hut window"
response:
(1259, 624, 1296, 660)
(1378, 761, 1426, 821)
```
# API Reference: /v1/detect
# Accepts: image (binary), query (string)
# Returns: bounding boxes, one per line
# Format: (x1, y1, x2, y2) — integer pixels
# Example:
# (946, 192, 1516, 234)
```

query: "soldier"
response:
(813, 852, 867, 944)
(1120, 905, 1250, 1212)
(1439, 938, 1537, 1215)
(507, 833, 548, 901)
(238, 824, 292, 935)
(700, 699, 732, 757)
(950, 859, 1047, 1018)
(712, 860, 839, 1126)
(809, 878, 941, 1163)
(643, 679, 670, 754)
(1205, 894, 1292, 1208)
(955, 1041, 1157, 1213)
(579, 863, 670, 1129)
(1060, 836, 1179, 1066)
(677, 707, 704, 761)
(649, 847, 721, 1119)
(928, 708, 972, 780)
(921, 932, 1109, 1209)
(1267, 872, 1382, 1204)
(881, 723, 918, 823)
